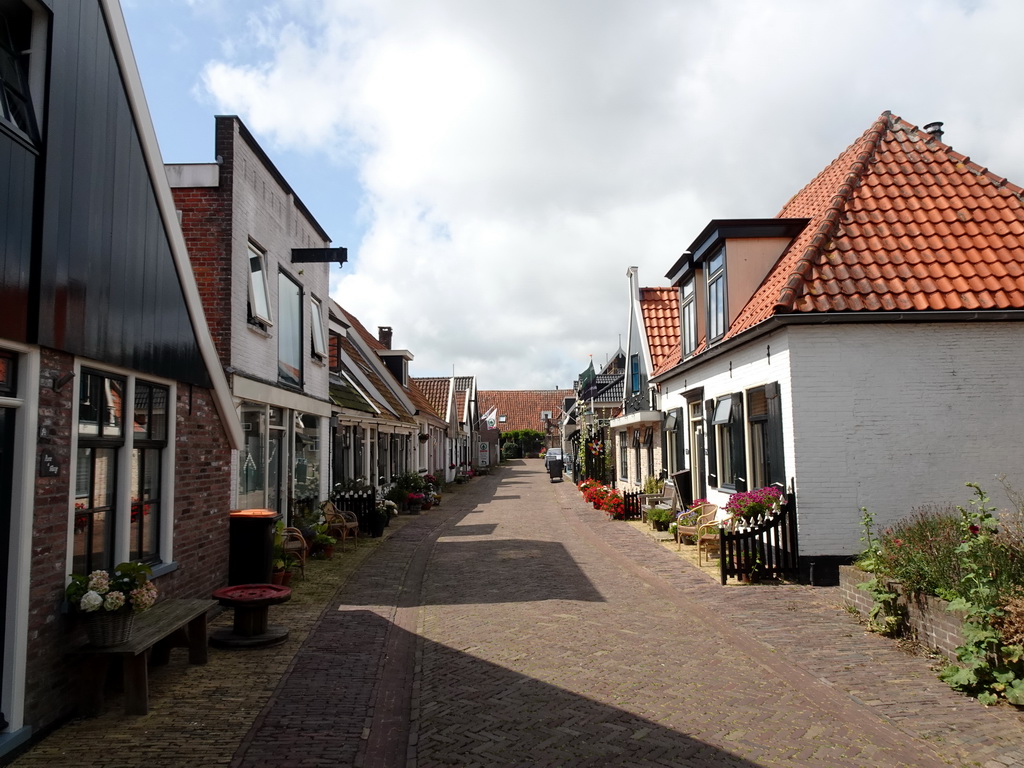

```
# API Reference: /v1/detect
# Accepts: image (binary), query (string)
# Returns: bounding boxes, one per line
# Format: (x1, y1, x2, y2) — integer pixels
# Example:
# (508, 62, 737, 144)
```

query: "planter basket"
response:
(86, 611, 135, 647)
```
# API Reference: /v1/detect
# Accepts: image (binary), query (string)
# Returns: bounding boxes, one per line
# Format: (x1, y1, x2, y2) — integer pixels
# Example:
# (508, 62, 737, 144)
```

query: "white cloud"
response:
(194, 0, 1024, 388)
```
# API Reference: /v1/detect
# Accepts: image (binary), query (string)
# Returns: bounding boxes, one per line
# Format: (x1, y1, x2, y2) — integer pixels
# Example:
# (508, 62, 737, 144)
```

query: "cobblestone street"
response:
(11, 460, 1024, 767)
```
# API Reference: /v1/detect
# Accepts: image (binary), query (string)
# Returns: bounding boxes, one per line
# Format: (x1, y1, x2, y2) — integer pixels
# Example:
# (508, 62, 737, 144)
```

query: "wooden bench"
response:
(72, 598, 216, 716)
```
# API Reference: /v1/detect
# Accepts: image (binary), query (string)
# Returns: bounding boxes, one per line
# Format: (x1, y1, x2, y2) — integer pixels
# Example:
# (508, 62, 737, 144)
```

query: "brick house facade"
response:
(168, 116, 345, 522)
(0, 0, 240, 752)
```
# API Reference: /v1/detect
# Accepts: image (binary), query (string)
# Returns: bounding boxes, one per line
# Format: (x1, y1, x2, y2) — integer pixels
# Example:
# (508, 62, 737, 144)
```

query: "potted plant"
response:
(407, 492, 425, 513)
(66, 561, 158, 646)
(311, 531, 337, 559)
(647, 507, 675, 532)
(368, 501, 389, 538)
(725, 486, 784, 522)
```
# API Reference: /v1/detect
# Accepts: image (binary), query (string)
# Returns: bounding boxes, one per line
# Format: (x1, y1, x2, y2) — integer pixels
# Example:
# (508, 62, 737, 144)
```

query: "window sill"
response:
(150, 561, 179, 580)
(247, 322, 272, 338)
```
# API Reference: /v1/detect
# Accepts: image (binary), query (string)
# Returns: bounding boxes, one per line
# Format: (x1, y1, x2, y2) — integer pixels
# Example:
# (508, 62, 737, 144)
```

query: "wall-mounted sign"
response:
(477, 441, 490, 467)
(38, 450, 60, 478)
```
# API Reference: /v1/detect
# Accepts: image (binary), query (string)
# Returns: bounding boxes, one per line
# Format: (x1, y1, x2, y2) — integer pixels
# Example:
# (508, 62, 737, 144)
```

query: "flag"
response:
(482, 406, 497, 430)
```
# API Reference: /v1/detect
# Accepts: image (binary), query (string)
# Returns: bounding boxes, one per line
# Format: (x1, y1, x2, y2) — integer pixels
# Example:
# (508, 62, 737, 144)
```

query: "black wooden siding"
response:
(25, 0, 210, 387)
(0, 133, 35, 343)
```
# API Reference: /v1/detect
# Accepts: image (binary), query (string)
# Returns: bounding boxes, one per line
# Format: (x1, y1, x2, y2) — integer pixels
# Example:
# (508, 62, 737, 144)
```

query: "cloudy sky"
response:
(122, 0, 1024, 389)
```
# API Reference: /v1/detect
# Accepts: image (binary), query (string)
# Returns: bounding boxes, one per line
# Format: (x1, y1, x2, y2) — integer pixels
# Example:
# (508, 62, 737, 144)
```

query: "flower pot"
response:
(369, 517, 386, 538)
(271, 570, 285, 585)
(280, 571, 293, 587)
(86, 611, 135, 647)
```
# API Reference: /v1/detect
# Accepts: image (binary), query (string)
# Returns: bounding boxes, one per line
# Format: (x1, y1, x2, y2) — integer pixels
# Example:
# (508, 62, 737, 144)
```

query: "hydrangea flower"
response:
(87, 570, 110, 595)
(129, 583, 158, 612)
(103, 591, 126, 611)
(79, 591, 103, 612)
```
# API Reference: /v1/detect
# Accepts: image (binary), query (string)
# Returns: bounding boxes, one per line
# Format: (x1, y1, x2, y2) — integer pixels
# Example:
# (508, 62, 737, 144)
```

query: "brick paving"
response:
(9, 460, 1024, 767)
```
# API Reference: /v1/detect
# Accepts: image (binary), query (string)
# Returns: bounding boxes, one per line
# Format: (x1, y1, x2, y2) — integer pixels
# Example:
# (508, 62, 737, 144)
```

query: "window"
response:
(630, 354, 640, 393)
(294, 414, 320, 517)
(747, 387, 769, 489)
(633, 430, 641, 481)
(706, 248, 726, 342)
(0, 2, 40, 144)
(310, 297, 327, 358)
(238, 406, 266, 509)
(643, 427, 654, 480)
(664, 410, 679, 474)
(377, 430, 388, 483)
(130, 382, 168, 563)
(247, 244, 273, 327)
(681, 278, 697, 356)
(618, 431, 628, 480)
(711, 393, 746, 491)
(748, 382, 786, 488)
(328, 331, 341, 371)
(278, 271, 302, 387)
(74, 371, 125, 574)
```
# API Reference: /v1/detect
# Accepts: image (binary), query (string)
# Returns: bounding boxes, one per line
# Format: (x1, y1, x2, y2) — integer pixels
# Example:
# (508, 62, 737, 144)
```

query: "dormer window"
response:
(0, 1, 43, 146)
(630, 354, 640, 393)
(681, 278, 696, 356)
(707, 248, 726, 342)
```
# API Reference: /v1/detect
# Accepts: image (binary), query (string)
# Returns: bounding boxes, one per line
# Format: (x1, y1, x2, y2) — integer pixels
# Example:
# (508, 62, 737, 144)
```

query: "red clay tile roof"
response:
(413, 377, 451, 418)
(729, 112, 1024, 339)
(478, 390, 567, 434)
(406, 379, 444, 423)
(639, 287, 679, 373)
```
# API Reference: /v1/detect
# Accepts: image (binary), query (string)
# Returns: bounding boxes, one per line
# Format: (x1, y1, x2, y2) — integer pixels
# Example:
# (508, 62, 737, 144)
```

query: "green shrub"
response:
(875, 505, 964, 599)
(647, 507, 675, 525)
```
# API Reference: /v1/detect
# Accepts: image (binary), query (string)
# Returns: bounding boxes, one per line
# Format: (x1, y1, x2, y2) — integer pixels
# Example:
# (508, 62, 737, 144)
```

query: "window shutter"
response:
(765, 382, 786, 487)
(731, 393, 747, 491)
(705, 400, 717, 487)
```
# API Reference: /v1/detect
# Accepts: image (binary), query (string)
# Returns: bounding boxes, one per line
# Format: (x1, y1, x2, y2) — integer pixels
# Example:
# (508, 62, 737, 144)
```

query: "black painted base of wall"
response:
(798, 555, 855, 586)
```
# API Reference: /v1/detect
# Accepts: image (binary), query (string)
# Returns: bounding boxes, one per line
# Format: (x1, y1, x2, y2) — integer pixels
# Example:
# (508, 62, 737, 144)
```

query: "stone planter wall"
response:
(838, 565, 967, 661)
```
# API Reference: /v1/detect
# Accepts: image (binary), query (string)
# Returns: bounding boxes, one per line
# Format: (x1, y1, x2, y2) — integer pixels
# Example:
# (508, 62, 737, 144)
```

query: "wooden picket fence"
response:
(718, 485, 799, 586)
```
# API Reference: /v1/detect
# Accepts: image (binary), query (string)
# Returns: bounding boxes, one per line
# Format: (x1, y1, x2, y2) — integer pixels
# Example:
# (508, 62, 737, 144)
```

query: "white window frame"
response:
(68, 361, 177, 574)
(310, 297, 327, 358)
(247, 243, 273, 326)
(681, 278, 696, 356)
(706, 249, 726, 342)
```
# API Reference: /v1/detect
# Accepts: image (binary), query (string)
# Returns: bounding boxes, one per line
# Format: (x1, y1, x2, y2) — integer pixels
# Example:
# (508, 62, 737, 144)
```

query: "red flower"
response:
(969, 524, 980, 535)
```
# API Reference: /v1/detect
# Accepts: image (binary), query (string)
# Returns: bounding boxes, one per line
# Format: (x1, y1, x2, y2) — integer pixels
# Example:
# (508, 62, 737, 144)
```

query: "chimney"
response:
(923, 121, 944, 142)
(378, 326, 393, 349)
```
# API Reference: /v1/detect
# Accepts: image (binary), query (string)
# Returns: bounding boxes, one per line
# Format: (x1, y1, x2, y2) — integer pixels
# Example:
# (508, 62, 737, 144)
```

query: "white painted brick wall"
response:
(661, 326, 795, 507)
(659, 322, 1024, 559)
(790, 322, 1024, 557)
(228, 130, 331, 403)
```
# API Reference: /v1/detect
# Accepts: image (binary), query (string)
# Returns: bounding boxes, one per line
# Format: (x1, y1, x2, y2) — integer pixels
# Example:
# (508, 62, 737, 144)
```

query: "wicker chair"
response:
(281, 527, 307, 579)
(675, 503, 718, 550)
(321, 500, 360, 550)
(696, 508, 736, 566)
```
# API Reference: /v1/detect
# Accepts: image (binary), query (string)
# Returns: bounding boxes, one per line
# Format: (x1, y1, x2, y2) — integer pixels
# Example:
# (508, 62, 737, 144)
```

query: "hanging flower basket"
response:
(86, 610, 135, 647)
(418, 434, 430, 442)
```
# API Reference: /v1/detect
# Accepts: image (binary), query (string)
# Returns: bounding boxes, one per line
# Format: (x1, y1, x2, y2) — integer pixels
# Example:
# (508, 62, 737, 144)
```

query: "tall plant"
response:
(940, 483, 1024, 705)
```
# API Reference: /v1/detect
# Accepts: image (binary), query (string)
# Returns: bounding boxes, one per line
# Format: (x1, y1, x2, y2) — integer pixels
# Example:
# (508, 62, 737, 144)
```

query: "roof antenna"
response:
(923, 121, 944, 142)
